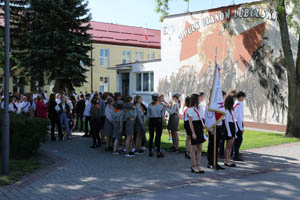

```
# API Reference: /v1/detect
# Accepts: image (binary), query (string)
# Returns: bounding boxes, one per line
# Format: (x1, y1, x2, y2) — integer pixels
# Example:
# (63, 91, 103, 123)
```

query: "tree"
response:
(17, 0, 92, 93)
(155, 0, 300, 137)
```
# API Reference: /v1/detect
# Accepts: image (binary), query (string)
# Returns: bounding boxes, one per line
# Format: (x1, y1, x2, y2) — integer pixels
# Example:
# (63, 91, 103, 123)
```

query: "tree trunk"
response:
(52, 79, 75, 95)
(277, 0, 300, 137)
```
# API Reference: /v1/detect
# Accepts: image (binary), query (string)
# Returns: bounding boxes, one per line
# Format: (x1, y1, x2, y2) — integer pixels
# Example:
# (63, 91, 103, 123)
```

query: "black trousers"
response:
(207, 126, 222, 165)
(75, 114, 84, 131)
(50, 117, 63, 139)
(90, 118, 101, 146)
(233, 130, 243, 158)
(149, 118, 163, 153)
(85, 116, 91, 135)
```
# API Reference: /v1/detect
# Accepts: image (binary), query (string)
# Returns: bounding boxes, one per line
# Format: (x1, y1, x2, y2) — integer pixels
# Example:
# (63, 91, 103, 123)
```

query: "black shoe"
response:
(224, 163, 236, 167)
(157, 152, 164, 158)
(233, 157, 244, 162)
(90, 145, 97, 149)
(198, 170, 205, 174)
(82, 134, 88, 137)
(191, 167, 199, 173)
(171, 148, 179, 153)
(207, 164, 214, 169)
(129, 152, 135, 156)
(148, 152, 153, 157)
(216, 165, 225, 170)
(185, 152, 191, 159)
(51, 137, 56, 141)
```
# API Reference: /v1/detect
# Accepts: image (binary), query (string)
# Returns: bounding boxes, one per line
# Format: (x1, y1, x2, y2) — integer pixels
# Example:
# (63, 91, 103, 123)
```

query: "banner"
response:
(206, 64, 226, 130)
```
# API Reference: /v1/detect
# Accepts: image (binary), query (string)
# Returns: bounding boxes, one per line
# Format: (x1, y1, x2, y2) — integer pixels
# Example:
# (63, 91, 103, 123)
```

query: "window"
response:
(99, 76, 110, 93)
(147, 52, 155, 60)
(122, 51, 131, 64)
(135, 52, 144, 62)
(136, 72, 154, 92)
(100, 48, 110, 67)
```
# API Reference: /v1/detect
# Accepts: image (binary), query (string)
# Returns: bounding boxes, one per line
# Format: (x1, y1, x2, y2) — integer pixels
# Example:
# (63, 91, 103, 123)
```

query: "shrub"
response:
(0, 111, 49, 159)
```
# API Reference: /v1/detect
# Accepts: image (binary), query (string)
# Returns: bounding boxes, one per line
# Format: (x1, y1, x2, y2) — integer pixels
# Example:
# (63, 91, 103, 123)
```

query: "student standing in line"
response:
(198, 92, 206, 122)
(148, 93, 165, 158)
(183, 96, 191, 159)
(134, 95, 146, 154)
(186, 94, 206, 173)
(90, 97, 102, 148)
(48, 94, 63, 141)
(166, 94, 181, 153)
(75, 94, 85, 132)
(233, 91, 246, 161)
(83, 93, 92, 137)
(224, 95, 238, 167)
(56, 96, 72, 140)
(36, 95, 48, 119)
(103, 97, 115, 151)
(124, 96, 137, 158)
(112, 100, 124, 154)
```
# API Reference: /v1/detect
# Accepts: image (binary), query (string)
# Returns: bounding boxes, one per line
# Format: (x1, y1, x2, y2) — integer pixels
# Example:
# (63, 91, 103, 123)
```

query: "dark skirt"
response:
(184, 120, 191, 136)
(135, 120, 145, 137)
(191, 120, 205, 145)
(103, 119, 114, 137)
(167, 114, 179, 132)
(125, 119, 135, 136)
(225, 122, 236, 140)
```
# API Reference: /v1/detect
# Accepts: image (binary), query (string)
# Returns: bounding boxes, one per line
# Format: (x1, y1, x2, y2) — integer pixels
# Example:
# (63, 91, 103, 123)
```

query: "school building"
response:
(0, 18, 161, 95)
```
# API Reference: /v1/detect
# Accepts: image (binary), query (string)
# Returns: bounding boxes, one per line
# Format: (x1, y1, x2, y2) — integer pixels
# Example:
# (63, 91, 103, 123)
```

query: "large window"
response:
(122, 51, 131, 64)
(135, 52, 144, 62)
(136, 72, 154, 92)
(99, 76, 110, 93)
(100, 48, 110, 67)
(147, 52, 155, 60)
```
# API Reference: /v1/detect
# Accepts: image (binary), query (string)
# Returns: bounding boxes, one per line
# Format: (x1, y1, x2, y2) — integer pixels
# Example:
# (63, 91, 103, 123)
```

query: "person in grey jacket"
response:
(103, 97, 115, 151)
(124, 96, 137, 157)
(112, 100, 124, 154)
(134, 95, 146, 154)
(147, 93, 165, 158)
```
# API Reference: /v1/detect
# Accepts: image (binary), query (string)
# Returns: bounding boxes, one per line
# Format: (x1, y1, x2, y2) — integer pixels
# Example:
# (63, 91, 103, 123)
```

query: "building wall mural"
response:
(159, 1, 298, 125)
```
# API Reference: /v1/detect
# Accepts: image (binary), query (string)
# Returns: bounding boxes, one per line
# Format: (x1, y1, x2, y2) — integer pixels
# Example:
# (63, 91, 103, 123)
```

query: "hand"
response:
(192, 133, 197, 140)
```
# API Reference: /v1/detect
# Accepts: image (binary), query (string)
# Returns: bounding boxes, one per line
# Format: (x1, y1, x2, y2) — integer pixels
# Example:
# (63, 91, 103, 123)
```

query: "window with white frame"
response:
(135, 51, 144, 62)
(136, 72, 154, 92)
(122, 51, 131, 64)
(99, 76, 110, 93)
(100, 48, 110, 67)
(147, 52, 155, 60)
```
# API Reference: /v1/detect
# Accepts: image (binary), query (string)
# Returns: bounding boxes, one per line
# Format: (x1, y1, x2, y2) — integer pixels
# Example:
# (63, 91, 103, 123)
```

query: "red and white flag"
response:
(206, 64, 225, 130)
(144, 29, 148, 41)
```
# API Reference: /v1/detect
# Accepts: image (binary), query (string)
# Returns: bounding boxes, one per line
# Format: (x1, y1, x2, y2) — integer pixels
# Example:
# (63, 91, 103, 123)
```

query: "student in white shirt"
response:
(83, 93, 92, 137)
(183, 96, 191, 159)
(233, 91, 246, 161)
(198, 92, 206, 120)
(224, 95, 238, 167)
(187, 94, 206, 174)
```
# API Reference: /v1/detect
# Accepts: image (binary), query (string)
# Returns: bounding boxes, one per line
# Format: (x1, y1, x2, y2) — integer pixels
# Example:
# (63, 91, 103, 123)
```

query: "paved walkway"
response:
(0, 133, 299, 200)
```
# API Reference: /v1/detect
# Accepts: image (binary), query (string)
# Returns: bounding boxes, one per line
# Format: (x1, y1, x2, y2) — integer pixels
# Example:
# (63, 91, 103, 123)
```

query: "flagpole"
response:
(213, 47, 218, 169)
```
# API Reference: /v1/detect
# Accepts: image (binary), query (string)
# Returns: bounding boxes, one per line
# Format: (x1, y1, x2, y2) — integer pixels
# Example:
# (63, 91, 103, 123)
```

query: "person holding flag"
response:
(206, 63, 226, 169)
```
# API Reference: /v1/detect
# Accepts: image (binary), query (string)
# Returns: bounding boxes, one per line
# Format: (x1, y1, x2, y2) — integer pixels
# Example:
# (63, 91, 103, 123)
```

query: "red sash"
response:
(192, 107, 205, 127)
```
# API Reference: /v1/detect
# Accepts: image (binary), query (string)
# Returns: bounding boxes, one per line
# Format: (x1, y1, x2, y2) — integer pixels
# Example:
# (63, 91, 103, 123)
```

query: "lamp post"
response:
(1, 0, 10, 175)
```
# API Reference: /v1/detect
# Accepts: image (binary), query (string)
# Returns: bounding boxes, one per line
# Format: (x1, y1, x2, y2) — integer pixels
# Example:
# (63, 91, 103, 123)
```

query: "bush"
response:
(0, 111, 49, 159)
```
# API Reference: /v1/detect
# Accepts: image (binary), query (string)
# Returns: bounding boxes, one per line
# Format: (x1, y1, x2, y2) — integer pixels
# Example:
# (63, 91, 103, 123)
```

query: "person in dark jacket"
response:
(75, 94, 85, 132)
(48, 93, 63, 141)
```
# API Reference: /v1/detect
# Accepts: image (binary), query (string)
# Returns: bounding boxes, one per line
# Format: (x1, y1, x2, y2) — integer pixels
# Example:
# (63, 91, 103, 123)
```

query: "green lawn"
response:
(0, 159, 40, 186)
(157, 129, 300, 152)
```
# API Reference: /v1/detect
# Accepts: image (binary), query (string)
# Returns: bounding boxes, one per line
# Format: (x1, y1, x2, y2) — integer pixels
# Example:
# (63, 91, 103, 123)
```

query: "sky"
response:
(88, 0, 259, 30)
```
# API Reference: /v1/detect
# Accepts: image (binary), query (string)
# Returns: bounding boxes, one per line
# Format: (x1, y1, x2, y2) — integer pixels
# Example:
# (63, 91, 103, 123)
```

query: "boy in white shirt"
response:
(233, 91, 246, 161)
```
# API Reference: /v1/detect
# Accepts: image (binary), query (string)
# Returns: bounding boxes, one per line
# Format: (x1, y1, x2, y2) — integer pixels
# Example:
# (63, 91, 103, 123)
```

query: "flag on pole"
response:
(144, 29, 148, 41)
(206, 64, 226, 130)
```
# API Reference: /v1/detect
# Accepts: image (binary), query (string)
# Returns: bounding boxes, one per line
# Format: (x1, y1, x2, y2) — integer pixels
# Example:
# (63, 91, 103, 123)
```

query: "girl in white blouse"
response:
(224, 95, 238, 167)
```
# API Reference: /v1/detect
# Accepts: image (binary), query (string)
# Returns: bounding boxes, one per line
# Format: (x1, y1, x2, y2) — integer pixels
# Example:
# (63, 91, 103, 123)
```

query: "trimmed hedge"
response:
(0, 111, 49, 159)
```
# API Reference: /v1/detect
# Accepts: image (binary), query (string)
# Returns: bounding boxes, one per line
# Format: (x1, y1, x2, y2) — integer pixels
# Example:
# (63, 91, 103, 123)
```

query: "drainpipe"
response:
(90, 44, 93, 93)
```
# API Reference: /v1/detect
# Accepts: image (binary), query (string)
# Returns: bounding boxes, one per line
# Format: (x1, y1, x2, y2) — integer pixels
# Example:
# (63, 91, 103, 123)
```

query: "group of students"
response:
(0, 89, 246, 174)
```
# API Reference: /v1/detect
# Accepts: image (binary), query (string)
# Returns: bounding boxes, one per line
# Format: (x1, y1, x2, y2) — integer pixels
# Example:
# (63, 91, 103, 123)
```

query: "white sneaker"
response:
(125, 154, 134, 158)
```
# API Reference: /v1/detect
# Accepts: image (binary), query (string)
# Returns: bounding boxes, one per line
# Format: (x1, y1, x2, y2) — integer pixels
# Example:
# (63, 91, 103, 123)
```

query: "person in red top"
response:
(36, 95, 48, 119)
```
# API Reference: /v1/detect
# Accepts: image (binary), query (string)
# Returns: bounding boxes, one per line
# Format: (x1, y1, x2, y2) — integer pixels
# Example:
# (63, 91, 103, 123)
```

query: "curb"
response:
(13, 150, 68, 188)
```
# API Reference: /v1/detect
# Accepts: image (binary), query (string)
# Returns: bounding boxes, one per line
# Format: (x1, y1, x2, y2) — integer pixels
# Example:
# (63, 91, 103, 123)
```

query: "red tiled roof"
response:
(88, 21, 161, 49)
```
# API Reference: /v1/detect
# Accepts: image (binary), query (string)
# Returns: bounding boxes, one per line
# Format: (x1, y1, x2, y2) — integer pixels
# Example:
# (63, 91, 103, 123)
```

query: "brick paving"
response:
(0, 133, 299, 200)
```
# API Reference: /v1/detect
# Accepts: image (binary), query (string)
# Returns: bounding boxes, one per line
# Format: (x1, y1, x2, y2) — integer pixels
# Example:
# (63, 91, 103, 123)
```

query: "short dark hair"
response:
(199, 92, 205, 97)
(86, 94, 91, 98)
(190, 94, 199, 108)
(222, 91, 226, 97)
(125, 96, 132, 103)
(236, 91, 246, 98)
(224, 95, 234, 110)
(185, 96, 191, 108)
